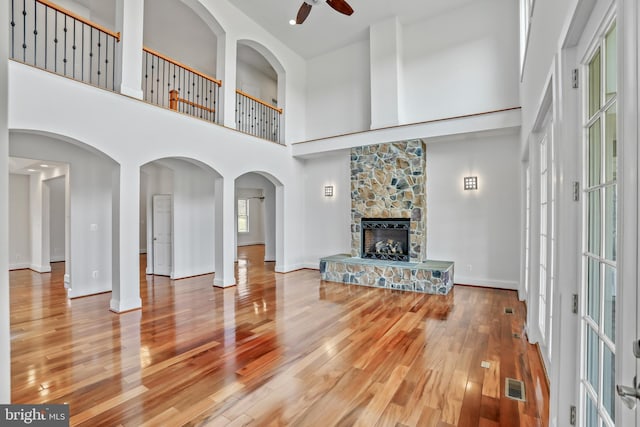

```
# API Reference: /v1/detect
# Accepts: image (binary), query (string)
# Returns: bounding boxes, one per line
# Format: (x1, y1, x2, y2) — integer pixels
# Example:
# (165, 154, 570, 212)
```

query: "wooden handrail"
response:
(236, 89, 283, 114)
(169, 89, 215, 114)
(143, 46, 222, 87)
(37, 0, 121, 41)
(178, 97, 216, 114)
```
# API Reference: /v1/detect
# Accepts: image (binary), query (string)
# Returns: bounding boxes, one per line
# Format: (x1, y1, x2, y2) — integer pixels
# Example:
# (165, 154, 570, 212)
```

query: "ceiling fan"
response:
(295, 0, 354, 25)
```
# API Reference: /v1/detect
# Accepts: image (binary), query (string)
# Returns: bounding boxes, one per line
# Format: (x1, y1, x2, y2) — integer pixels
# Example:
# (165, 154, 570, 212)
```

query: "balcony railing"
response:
(236, 90, 282, 144)
(143, 47, 221, 124)
(10, 0, 120, 91)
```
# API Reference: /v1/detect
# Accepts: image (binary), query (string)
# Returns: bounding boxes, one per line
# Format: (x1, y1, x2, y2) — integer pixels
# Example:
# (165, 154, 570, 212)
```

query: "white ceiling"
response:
(231, 0, 476, 58)
(9, 157, 68, 174)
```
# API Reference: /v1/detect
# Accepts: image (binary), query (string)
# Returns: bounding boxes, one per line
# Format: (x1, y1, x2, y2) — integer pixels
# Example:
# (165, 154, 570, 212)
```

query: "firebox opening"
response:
(361, 218, 410, 262)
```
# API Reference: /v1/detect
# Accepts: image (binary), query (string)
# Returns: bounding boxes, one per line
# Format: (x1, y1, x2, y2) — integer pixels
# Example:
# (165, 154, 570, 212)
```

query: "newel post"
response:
(169, 89, 179, 111)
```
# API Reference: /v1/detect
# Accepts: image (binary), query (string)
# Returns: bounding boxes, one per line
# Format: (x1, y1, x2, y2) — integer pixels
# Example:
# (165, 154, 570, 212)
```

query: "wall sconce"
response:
(464, 176, 478, 190)
(324, 185, 334, 197)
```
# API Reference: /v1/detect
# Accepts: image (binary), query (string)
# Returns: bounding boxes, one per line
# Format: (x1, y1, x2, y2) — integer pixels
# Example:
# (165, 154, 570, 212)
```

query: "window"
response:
(581, 21, 617, 427)
(520, 0, 535, 75)
(238, 199, 249, 233)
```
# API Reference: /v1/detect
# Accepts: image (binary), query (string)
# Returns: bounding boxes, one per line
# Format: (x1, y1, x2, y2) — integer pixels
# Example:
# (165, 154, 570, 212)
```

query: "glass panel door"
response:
(581, 22, 617, 427)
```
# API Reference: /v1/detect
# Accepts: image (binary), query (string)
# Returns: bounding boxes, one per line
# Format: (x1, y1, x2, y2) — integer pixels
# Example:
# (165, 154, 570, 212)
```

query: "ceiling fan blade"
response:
(326, 0, 354, 16)
(296, 2, 313, 24)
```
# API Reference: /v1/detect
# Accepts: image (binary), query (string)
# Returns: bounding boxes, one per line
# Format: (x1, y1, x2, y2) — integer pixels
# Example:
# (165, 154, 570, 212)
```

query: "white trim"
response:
(29, 264, 51, 273)
(453, 277, 519, 290)
(237, 241, 265, 247)
(49, 256, 64, 263)
(8, 263, 30, 271)
(274, 263, 306, 273)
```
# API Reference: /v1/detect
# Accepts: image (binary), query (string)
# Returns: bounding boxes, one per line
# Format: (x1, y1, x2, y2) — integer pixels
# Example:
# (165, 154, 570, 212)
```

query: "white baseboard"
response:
(9, 262, 30, 270)
(30, 264, 52, 273)
(50, 256, 65, 263)
(454, 276, 518, 290)
(301, 262, 320, 270)
(238, 241, 265, 247)
(139, 249, 147, 254)
(275, 263, 306, 273)
(171, 268, 214, 280)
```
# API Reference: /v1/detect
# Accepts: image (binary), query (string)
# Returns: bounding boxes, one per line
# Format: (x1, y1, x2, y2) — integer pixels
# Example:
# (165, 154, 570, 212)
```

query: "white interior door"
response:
(152, 194, 172, 276)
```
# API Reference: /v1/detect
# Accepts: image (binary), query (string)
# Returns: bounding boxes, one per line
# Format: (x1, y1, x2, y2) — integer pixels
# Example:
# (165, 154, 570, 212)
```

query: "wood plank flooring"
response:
(10, 245, 549, 426)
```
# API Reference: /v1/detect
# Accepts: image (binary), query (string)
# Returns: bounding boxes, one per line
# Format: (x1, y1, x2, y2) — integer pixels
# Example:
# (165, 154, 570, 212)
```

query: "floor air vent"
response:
(505, 378, 526, 401)
(512, 333, 521, 339)
(504, 307, 514, 314)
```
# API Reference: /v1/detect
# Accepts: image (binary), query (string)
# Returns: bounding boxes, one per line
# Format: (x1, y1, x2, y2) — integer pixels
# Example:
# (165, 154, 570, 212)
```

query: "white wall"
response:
(426, 131, 521, 289)
(402, 0, 519, 123)
(301, 150, 351, 268)
(305, 40, 371, 140)
(48, 176, 65, 262)
(8, 174, 30, 269)
(143, 0, 217, 77)
(169, 160, 216, 279)
(237, 59, 277, 106)
(10, 132, 117, 298)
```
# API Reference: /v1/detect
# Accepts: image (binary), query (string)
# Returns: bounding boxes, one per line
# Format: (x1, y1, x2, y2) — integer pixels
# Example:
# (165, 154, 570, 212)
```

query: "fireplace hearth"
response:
(361, 218, 410, 262)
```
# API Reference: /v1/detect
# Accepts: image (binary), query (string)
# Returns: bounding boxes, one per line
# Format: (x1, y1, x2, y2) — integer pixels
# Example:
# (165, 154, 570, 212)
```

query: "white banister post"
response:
(115, 0, 144, 99)
(214, 177, 236, 287)
(110, 162, 142, 313)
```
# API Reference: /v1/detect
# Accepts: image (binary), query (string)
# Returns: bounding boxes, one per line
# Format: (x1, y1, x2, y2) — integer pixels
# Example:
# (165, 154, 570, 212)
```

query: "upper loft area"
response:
(8, 0, 286, 144)
(7, 0, 521, 150)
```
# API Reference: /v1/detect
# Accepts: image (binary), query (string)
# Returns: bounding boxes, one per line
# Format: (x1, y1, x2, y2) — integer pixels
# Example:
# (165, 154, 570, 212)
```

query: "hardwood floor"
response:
(10, 245, 549, 426)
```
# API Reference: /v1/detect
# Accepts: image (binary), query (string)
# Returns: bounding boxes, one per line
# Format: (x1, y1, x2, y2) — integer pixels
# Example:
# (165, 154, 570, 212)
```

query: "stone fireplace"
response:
(320, 139, 454, 295)
(361, 218, 410, 262)
(350, 140, 426, 262)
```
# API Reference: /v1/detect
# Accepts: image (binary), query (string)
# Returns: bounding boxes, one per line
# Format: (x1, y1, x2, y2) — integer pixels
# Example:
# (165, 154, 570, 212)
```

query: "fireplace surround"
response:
(361, 218, 410, 261)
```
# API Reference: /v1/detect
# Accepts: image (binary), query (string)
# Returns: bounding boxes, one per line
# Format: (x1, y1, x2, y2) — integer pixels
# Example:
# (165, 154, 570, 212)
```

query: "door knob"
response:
(617, 385, 639, 410)
(617, 376, 640, 410)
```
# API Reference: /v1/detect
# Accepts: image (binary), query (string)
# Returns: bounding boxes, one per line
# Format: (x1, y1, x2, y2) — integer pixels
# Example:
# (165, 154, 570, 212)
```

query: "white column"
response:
(116, 0, 144, 99)
(110, 163, 142, 312)
(214, 177, 236, 287)
(28, 174, 51, 273)
(0, 0, 11, 404)
(219, 34, 237, 129)
(369, 17, 404, 129)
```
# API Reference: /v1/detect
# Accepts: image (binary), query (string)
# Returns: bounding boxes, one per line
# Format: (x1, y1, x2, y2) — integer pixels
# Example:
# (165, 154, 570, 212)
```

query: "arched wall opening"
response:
(236, 40, 287, 142)
(9, 130, 119, 299)
(141, 157, 222, 280)
(234, 170, 284, 269)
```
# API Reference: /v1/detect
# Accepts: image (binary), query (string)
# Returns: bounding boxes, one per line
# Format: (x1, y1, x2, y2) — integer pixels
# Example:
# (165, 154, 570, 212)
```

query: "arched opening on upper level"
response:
(143, 0, 223, 123)
(236, 40, 286, 143)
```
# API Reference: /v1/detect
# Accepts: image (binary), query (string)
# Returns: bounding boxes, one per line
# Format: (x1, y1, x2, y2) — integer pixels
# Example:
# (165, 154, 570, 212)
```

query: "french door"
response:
(581, 20, 618, 427)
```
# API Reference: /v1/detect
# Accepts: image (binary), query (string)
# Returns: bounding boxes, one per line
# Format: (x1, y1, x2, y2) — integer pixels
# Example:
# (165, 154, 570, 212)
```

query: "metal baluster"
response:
(104, 36, 109, 89)
(162, 60, 167, 106)
(155, 56, 160, 105)
(81, 23, 84, 81)
(11, 0, 15, 58)
(33, 0, 36, 66)
(111, 36, 115, 91)
(72, 20, 76, 79)
(63, 15, 67, 75)
(96, 32, 101, 86)
(22, 0, 26, 62)
(44, 4, 48, 67)
(54, 10, 57, 71)
(144, 51, 148, 100)
(89, 27, 93, 83)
